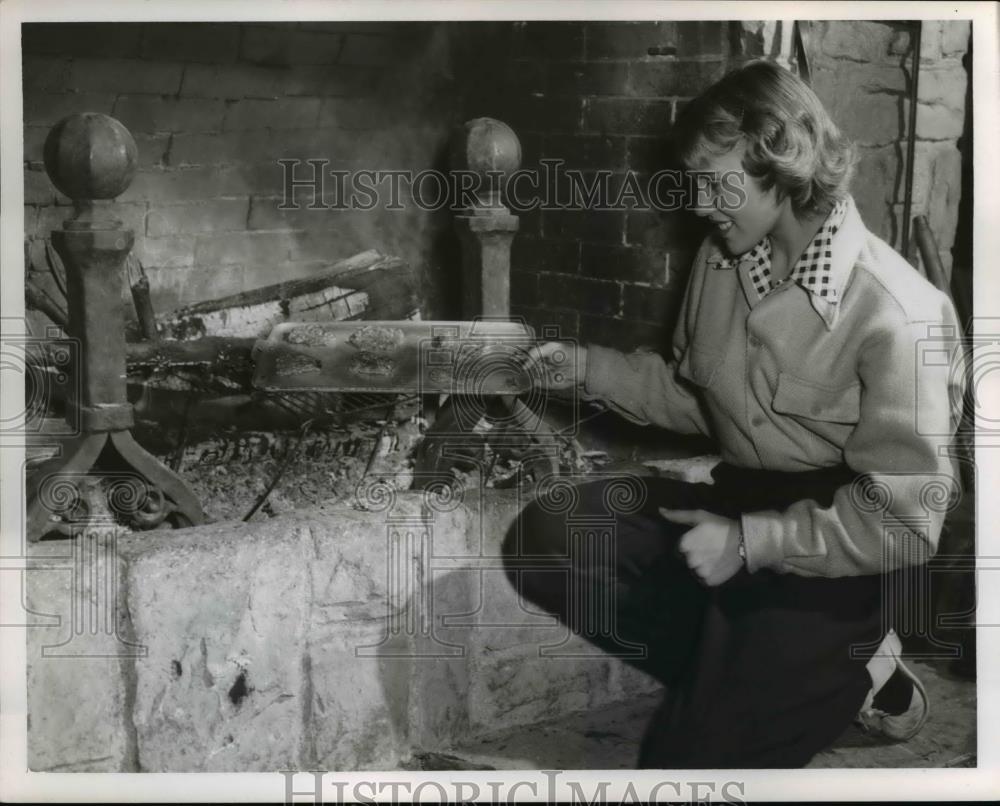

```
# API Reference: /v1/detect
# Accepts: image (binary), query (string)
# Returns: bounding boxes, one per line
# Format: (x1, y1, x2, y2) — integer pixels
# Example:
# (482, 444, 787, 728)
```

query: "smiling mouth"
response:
(710, 219, 734, 234)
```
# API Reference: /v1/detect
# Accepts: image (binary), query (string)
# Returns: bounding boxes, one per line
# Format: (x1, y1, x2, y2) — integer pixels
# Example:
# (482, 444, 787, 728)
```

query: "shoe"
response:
(855, 629, 930, 741)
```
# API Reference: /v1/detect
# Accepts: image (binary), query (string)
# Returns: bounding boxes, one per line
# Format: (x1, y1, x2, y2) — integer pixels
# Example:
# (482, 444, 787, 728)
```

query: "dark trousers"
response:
(502, 463, 888, 769)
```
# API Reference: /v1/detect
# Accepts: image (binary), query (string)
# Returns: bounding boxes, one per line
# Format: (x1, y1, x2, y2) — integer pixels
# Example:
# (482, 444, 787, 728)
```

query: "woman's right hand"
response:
(521, 341, 588, 391)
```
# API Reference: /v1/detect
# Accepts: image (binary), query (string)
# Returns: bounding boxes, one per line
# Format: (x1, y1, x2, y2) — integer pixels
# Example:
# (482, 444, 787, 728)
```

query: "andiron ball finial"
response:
(43, 112, 138, 204)
(451, 117, 522, 212)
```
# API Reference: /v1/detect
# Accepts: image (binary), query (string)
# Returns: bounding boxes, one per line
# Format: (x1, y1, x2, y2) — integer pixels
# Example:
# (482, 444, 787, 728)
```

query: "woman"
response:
(505, 60, 965, 768)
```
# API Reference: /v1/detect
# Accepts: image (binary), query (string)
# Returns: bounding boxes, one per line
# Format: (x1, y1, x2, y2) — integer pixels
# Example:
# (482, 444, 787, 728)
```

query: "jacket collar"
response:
(705, 195, 867, 330)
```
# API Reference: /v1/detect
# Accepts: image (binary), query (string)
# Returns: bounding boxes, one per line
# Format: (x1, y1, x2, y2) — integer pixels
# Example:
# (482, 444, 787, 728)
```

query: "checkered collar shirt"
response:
(711, 197, 852, 328)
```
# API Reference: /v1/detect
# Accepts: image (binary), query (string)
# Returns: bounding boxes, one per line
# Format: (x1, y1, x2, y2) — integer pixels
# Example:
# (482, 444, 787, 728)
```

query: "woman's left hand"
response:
(658, 508, 744, 586)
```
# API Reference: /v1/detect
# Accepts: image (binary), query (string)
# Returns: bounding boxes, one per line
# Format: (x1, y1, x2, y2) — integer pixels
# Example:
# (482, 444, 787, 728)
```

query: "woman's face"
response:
(689, 141, 786, 257)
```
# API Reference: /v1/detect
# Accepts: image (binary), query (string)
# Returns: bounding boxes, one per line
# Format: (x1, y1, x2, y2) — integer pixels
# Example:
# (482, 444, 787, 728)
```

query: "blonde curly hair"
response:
(673, 60, 856, 216)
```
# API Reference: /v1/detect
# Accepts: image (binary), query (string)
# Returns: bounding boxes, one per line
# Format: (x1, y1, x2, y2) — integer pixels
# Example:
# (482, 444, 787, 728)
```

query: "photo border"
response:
(2, 0, 997, 802)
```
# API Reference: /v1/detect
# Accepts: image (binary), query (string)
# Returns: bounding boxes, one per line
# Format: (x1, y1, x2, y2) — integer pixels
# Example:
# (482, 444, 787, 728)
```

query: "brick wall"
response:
(22, 20, 970, 351)
(22, 21, 471, 320)
(481, 22, 728, 352)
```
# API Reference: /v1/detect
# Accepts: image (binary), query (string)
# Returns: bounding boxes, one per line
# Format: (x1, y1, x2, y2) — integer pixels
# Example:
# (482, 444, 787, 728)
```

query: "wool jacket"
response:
(583, 197, 965, 578)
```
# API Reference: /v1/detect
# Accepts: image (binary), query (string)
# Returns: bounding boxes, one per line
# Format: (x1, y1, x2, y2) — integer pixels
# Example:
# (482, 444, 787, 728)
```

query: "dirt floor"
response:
(405, 656, 975, 770)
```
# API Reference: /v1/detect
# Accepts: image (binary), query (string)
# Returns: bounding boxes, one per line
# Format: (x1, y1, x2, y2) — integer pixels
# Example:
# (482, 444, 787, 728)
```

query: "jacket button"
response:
(751, 415, 765, 427)
(748, 336, 761, 348)
(810, 404, 822, 415)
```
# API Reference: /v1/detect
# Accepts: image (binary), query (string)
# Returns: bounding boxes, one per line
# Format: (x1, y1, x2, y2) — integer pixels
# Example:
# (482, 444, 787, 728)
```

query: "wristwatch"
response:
(737, 518, 747, 565)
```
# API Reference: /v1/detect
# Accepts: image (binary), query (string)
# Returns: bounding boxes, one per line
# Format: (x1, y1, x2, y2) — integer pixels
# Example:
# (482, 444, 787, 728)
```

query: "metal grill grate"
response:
(256, 390, 414, 425)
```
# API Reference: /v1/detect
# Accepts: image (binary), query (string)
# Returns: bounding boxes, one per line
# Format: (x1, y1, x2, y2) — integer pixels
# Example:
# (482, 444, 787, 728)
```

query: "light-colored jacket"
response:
(584, 198, 966, 578)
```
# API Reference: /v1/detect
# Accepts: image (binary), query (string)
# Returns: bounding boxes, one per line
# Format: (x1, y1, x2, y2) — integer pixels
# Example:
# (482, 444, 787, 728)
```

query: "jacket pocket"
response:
(771, 372, 862, 424)
(678, 345, 724, 388)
